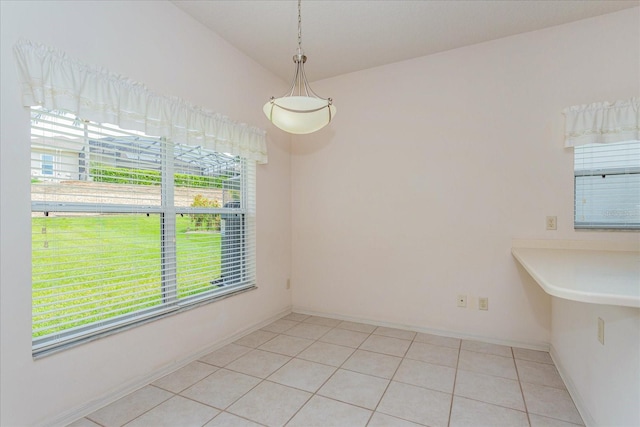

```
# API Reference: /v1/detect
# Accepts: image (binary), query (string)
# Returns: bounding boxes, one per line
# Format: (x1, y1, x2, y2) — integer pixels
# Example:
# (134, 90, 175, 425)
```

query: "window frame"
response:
(573, 140, 640, 231)
(40, 153, 54, 176)
(30, 109, 257, 356)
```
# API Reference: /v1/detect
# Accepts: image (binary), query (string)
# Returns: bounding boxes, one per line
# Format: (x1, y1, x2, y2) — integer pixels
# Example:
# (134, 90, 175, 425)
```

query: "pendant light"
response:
(263, 0, 336, 134)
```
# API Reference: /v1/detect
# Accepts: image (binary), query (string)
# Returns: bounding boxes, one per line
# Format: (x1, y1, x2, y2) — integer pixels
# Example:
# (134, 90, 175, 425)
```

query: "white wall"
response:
(291, 9, 639, 345)
(0, 1, 291, 425)
(551, 299, 640, 426)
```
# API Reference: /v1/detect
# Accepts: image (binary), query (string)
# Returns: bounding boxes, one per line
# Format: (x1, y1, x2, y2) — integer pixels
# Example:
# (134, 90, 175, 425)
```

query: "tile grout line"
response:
(450, 348, 533, 419)
(186, 321, 300, 425)
(364, 329, 421, 426)
(280, 318, 375, 426)
(280, 319, 340, 426)
(112, 385, 175, 427)
(318, 321, 376, 414)
(512, 346, 533, 427)
(222, 326, 307, 425)
(254, 318, 329, 424)
(446, 337, 463, 427)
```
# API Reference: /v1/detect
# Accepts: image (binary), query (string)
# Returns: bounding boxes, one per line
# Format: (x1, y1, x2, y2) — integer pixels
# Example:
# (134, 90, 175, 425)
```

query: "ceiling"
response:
(171, 0, 638, 83)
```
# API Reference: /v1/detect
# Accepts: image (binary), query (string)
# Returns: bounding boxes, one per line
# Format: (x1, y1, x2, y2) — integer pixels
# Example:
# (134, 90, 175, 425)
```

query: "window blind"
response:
(31, 108, 256, 354)
(574, 140, 640, 229)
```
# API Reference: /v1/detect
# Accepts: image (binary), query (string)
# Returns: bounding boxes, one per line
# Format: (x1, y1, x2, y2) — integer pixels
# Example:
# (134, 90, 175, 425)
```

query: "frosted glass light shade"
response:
(263, 96, 336, 135)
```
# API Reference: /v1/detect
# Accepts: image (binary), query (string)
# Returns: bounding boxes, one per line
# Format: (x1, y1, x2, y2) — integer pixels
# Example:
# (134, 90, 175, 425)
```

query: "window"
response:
(40, 154, 54, 176)
(31, 108, 256, 355)
(574, 140, 640, 230)
(563, 97, 639, 230)
(17, 41, 266, 355)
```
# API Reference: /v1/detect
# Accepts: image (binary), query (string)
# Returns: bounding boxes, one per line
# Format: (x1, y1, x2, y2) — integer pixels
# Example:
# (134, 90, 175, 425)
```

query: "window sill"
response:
(33, 284, 257, 360)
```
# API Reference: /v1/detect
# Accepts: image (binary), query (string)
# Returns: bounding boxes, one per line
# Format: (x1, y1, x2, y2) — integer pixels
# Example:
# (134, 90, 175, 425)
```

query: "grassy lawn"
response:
(32, 214, 221, 338)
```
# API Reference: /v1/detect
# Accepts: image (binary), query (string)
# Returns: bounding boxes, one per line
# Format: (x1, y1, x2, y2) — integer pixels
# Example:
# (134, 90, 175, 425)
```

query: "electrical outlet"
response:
(286, 278, 291, 290)
(479, 297, 488, 310)
(546, 216, 557, 230)
(457, 295, 467, 308)
(598, 317, 605, 345)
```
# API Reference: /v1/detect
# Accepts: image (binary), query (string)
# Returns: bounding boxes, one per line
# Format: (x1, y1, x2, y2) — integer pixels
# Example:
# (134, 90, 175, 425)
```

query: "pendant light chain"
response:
(297, 0, 303, 54)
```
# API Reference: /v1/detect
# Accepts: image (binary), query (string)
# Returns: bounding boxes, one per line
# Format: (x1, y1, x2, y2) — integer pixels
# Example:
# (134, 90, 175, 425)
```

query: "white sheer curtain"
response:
(13, 40, 268, 164)
(562, 97, 639, 147)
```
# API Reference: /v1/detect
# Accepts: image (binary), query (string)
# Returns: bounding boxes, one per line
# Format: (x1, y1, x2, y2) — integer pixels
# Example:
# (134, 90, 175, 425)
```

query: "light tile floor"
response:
(69, 313, 584, 427)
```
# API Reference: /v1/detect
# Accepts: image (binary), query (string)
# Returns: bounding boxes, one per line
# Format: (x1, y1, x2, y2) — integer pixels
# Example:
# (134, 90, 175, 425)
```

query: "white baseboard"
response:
(549, 344, 595, 427)
(291, 306, 550, 351)
(46, 306, 292, 427)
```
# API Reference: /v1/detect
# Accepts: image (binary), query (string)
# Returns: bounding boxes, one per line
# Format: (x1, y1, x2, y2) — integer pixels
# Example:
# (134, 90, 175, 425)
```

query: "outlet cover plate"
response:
(598, 317, 605, 345)
(457, 295, 467, 308)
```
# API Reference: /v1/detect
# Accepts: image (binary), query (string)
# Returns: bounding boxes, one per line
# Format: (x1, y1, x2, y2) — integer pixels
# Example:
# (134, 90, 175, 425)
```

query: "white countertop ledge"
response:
(511, 241, 640, 308)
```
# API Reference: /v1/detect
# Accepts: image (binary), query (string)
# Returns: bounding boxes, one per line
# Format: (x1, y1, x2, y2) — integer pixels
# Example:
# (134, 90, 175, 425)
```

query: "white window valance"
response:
(13, 40, 268, 164)
(563, 97, 639, 147)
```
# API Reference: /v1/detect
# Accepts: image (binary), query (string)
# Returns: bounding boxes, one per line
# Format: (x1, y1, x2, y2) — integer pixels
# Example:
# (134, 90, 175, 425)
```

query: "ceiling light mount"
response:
(263, 0, 336, 135)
